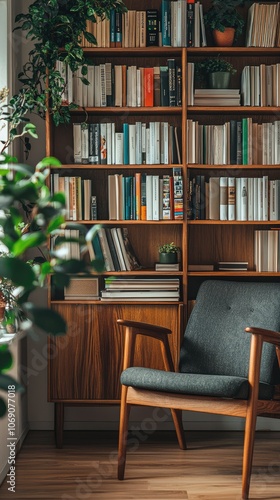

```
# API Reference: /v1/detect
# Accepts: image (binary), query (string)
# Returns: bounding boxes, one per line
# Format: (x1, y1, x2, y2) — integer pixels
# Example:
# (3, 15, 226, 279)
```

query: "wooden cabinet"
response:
(47, 0, 280, 446)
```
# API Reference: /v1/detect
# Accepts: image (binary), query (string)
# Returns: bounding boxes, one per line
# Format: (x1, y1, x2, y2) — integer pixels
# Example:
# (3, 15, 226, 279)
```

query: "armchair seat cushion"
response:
(121, 367, 275, 400)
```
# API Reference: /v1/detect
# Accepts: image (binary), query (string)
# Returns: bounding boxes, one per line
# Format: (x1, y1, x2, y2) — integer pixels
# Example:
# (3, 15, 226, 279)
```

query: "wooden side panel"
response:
(49, 303, 181, 401)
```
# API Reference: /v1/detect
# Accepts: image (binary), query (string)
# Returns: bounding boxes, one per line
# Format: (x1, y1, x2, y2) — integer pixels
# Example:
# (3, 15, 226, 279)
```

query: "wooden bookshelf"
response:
(47, 0, 280, 446)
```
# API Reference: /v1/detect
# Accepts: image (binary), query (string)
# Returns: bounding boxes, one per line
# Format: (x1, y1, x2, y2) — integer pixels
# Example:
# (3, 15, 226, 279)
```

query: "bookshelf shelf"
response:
(70, 106, 183, 115)
(54, 164, 183, 170)
(75, 219, 184, 225)
(187, 164, 280, 170)
(188, 47, 280, 56)
(188, 272, 280, 277)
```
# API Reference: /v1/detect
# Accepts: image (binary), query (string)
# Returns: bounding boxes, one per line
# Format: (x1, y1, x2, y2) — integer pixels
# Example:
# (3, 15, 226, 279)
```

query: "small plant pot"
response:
(208, 71, 231, 89)
(213, 27, 235, 47)
(159, 252, 178, 264)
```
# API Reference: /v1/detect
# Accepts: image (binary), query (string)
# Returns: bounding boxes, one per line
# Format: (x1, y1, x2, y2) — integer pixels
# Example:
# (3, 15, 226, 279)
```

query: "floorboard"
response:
(0, 431, 280, 499)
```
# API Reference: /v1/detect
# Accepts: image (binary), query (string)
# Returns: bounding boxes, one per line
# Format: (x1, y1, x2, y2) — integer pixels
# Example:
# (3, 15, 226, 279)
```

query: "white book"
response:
(111, 123, 115, 165)
(145, 127, 150, 165)
(141, 123, 146, 164)
(152, 175, 160, 220)
(67, 65, 73, 104)
(247, 177, 254, 221)
(227, 177, 236, 221)
(269, 180, 277, 220)
(115, 132, 124, 165)
(194, 2, 200, 47)
(146, 174, 153, 220)
(111, 228, 126, 271)
(235, 177, 241, 221)
(130, 65, 137, 107)
(98, 228, 114, 271)
(64, 177, 70, 219)
(262, 175, 268, 221)
(73, 123, 82, 163)
(129, 124, 136, 165)
(199, 3, 207, 47)
(136, 69, 141, 107)
(149, 122, 155, 164)
(154, 122, 160, 164)
(94, 65, 101, 106)
(87, 65, 95, 107)
(135, 122, 142, 165)
(116, 227, 132, 270)
(83, 179, 92, 221)
(219, 177, 228, 221)
(240, 177, 248, 221)
(81, 124, 89, 164)
(106, 122, 112, 165)
(253, 177, 259, 221)
(258, 177, 263, 221)
(99, 63, 107, 107)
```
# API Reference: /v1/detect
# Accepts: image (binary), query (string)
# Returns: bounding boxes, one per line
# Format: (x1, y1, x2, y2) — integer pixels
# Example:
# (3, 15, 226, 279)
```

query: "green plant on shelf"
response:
(159, 242, 179, 254)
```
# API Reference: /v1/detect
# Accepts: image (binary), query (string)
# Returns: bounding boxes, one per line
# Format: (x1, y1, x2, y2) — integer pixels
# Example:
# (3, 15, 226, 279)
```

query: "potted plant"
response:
(158, 242, 179, 264)
(204, 0, 247, 46)
(195, 57, 237, 89)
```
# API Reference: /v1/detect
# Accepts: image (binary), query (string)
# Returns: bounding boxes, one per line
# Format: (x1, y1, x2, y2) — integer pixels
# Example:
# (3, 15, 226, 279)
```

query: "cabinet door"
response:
(48, 303, 182, 401)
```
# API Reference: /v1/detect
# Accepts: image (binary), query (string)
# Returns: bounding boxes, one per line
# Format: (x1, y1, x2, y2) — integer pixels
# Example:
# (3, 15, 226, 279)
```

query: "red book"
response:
(144, 68, 154, 107)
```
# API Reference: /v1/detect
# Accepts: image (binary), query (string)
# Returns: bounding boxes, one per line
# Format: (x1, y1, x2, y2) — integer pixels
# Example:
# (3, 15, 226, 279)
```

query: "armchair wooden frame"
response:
(117, 319, 280, 500)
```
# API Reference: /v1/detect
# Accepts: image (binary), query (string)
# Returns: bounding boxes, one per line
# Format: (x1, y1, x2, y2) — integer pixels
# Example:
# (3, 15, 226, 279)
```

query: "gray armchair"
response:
(117, 280, 280, 499)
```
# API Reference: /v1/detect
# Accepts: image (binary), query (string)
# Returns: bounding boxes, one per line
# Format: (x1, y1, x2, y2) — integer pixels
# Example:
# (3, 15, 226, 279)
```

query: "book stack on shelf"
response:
(216, 262, 248, 272)
(90, 227, 141, 273)
(193, 89, 241, 107)
(108, 168, 183, 221)
(155, 262, 180, 271)
(73, 121, 181, 166)
(187, 118, 280, 165)
(100, 277, 180, 301)
(246, 2, 280, 48)
(254, 230, 280, 272)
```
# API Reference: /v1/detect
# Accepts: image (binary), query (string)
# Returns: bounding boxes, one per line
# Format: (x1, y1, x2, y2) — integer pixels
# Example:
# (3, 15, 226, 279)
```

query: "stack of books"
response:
(101, 278, 180, 301)
(193, 89, 241, 107)
(216, 261, 248, 271)
(155, 262, 180, 271)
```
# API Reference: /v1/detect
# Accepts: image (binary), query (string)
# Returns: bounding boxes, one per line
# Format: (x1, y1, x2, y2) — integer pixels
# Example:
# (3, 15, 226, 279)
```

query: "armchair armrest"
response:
(117, 318, 174, 372)
(245, 326, 280, 347)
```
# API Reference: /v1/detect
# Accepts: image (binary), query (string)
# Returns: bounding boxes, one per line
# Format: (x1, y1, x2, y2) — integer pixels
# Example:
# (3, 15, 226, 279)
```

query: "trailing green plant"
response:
(204, 0, 250, 42)
(0, 154, 103, 416)
(6, 0, 127, 137)
(159, 242, 179, 254)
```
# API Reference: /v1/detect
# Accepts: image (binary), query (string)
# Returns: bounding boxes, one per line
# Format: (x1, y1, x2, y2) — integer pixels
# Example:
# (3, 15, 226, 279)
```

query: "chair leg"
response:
(118, 386, 131, 480)
(171, 409, 187, 450)
(242, 410, 258, 499)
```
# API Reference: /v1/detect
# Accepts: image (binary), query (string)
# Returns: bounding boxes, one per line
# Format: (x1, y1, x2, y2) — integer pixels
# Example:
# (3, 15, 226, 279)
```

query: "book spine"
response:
(115, 12, 122, 47)
(161, 0, 171, 46)
(100, 123, 107, 164)
(110, 9, 116, 47)
(187, 0, 195, 48)
(227, 177, 236, 221)
(144, 67, 154, 107)
(140, 173, 147, 220)
(146, 9, 159, 46)
(89, 123, 100, 164)
(219, 177, 228, 221)
(167, 59, 176, 107)
(73, 123, 82, 164)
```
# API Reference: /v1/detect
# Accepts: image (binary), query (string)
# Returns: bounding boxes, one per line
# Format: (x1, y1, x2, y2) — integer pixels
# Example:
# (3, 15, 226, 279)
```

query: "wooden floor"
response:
(0, 430, 280, 499)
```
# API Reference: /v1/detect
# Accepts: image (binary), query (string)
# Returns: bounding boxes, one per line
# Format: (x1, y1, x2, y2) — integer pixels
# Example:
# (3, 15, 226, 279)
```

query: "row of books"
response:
(187, 118, 280, 166)
(51, 174, 97, 221)
(79, 2, 206, 49)
(241, 64, 280, 107)
(58, 60, 182, 108)
(90, 227, 141, 273)
(100, 277, 180, 301)
(73, 122, 181, 166)
(254, 230, 280, 272)
(246, 2, 280, 48)
(188, 175, 279, 222)
(188, 262, 249, 272)
(108, 169, 183, 221)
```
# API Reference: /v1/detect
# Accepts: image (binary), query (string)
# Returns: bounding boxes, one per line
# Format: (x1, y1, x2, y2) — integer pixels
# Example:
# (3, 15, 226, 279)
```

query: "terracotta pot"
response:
(213, 28, 235, 47)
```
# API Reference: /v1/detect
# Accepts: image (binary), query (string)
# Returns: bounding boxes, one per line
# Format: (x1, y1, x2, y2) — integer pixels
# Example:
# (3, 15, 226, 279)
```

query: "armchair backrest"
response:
(179, 281, 280, 385)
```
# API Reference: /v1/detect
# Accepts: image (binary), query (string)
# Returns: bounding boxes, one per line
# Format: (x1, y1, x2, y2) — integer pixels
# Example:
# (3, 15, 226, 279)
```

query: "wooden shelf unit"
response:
(47, 0, 280, 446)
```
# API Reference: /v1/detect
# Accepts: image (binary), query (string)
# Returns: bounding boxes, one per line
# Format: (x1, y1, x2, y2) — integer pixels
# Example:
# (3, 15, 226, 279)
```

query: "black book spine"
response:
(160, 66, 169, 106)
(176, 66, 182, 106)
(187, 3, 194, 48)
(167, 59, 176, 107)
(146, 9, 159, 46)
(89, 123, 100, 165)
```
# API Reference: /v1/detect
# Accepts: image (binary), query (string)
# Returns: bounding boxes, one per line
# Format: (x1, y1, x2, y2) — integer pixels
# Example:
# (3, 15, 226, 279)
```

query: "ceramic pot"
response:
(213, 27, 235, 47)
(159, 252, 178, 264)
(208, 71, 231, 89)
